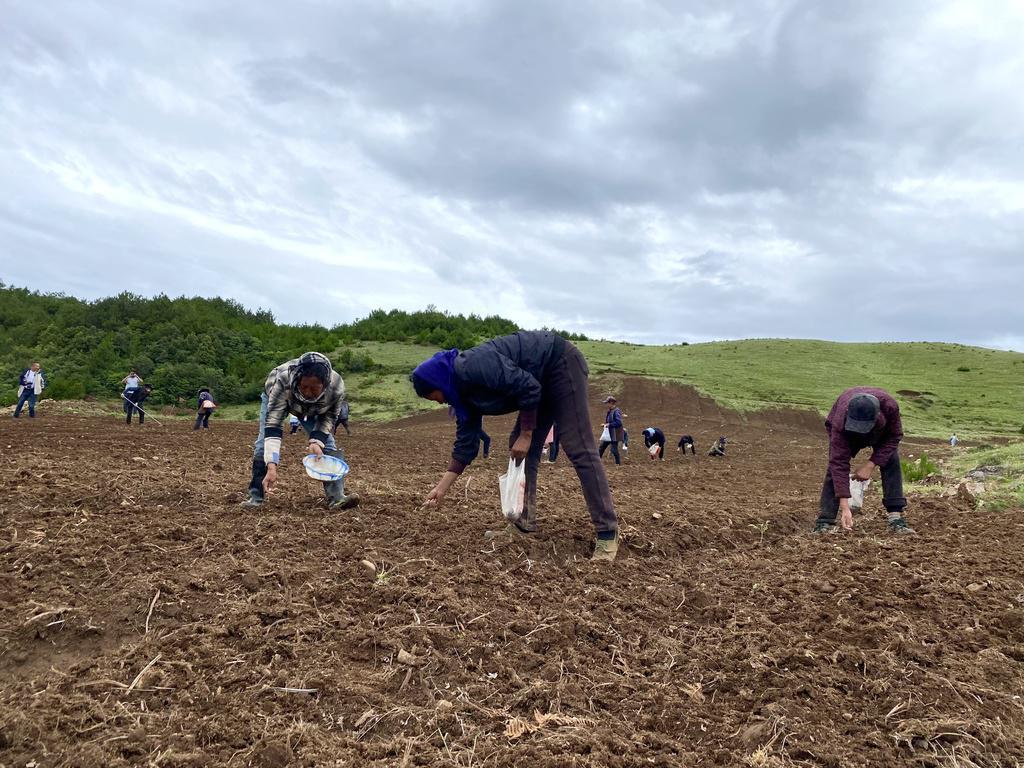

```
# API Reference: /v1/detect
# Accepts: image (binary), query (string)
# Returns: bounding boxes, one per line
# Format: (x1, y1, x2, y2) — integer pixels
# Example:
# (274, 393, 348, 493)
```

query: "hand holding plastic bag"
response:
(499, 458, 526, 522)
(849, 474, 871, 511)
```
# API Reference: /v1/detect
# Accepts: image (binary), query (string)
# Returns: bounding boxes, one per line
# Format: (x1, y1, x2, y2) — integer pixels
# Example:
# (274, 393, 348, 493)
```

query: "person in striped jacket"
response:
(242, 352, 359, 510)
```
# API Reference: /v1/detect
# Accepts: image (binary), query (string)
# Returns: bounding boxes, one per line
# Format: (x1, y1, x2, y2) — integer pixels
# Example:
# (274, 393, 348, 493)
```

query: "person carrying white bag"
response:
(412, 331, 620, 561)
(642, 427, 666, 461)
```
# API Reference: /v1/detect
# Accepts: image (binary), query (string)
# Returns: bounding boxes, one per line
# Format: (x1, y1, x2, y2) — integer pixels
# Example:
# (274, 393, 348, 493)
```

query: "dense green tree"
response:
(0, 283, 583, 406)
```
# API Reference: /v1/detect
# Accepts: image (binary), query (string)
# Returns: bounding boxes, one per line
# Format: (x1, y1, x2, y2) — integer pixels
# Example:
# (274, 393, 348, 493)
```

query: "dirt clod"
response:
(253, 740, 293, 768)
(241, 570, 260, 592)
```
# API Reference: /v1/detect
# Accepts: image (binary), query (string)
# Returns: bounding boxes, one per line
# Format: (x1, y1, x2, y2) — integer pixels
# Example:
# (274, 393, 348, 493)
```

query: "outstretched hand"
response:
(839, 498, 854, 530)
(423, 483, 447, 508)
(263, 463, 279, 495)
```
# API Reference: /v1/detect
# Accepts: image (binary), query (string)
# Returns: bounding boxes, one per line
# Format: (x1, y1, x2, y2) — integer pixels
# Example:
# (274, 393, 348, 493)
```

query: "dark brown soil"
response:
(2, 380, 1023, 767)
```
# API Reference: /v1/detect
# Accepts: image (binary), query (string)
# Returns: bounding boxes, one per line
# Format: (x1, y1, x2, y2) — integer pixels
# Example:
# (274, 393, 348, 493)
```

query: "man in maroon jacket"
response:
(813, 387, 915, 535)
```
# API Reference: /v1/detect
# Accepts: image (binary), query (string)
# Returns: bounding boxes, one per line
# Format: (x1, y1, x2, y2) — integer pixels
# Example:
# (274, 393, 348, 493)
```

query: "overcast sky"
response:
(2, 1, 1023, 349)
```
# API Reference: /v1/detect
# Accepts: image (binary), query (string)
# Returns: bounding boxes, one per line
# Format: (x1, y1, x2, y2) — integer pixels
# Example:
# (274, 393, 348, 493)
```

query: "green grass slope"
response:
(334, 339, 1024, 438)
(578, 339, 1023, 438)
(189, 338, 1022, 438)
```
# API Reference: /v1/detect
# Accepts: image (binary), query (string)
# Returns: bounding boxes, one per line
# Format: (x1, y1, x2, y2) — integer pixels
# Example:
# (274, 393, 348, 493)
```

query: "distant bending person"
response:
(707, 436, 727, 457)
(642, 427, 666, 460)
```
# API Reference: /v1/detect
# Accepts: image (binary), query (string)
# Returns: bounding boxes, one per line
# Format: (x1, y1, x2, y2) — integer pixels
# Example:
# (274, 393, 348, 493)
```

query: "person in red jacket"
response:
(813, 387, 914, 535)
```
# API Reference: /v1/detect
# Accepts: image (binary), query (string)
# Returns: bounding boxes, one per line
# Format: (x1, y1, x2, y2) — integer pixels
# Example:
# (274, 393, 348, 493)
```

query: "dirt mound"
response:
(388, 376, 824, 443)
(1, 415, 1022, 767)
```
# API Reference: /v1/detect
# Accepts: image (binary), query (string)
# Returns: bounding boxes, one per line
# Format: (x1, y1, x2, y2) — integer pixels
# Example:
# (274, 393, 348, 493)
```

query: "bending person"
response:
(411, 331, 619, 561)
(242, 352, 359, 510)
(813, 388, 913, 535)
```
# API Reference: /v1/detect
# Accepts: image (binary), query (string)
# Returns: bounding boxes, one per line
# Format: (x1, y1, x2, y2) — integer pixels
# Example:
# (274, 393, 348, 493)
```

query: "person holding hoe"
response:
(242, 352, 359, 510)
(411, 330, 620, 561)
(812, 387, 914, 535)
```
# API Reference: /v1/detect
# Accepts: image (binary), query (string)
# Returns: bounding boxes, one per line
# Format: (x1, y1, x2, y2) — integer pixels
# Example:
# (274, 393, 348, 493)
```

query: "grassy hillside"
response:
(336, 339, 1023, 438)
(45, 338, 1020, 439)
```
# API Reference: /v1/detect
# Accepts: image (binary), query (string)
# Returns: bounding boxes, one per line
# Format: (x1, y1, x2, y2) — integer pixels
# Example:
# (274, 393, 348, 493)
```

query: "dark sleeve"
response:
(608, 408, 623, 428)
(828, 426, 853, 498)
(460, 349, 543, 429)
(449, 411, 484, 474)
(869, 399, 903, 467)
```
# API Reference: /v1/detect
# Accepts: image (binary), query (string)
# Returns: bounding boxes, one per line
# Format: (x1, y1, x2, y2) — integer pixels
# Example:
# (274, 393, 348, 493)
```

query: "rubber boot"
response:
(242, 457, 267, 507)
(323, 448, 359, 509)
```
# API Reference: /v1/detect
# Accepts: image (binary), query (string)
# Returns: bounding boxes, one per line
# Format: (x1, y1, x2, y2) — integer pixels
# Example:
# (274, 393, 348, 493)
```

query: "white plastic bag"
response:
(599, 426, 611, 443)
(499, 458, 526, 522)
(849, 475, 871, 511)
(648, 444, 661, 458)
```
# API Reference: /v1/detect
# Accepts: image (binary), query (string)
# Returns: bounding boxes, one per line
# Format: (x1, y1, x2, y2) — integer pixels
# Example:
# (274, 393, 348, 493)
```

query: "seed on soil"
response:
(966, 582, 987, 592)
(359, 559, 377, 577)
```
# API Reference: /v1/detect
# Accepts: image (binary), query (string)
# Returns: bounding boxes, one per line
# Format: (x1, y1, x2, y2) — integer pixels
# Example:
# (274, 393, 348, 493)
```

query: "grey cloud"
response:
(1, 0, 1022, 350)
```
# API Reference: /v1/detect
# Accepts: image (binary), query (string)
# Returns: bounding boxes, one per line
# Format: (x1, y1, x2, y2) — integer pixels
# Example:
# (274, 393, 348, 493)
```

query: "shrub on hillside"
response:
(901, 453, 939, 482)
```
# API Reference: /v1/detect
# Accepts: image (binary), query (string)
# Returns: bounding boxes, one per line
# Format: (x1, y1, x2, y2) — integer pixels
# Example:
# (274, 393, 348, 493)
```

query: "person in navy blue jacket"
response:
(642, 427, 666, 460)
(194, 388, 216, 430)
(598, 396, 623, 465)
(411, 331, 619, 561)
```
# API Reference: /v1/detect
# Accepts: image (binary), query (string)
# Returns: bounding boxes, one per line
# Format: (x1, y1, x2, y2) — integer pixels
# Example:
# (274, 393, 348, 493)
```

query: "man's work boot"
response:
(888, 517, 916, 535)
(591, 531, 619, 561)
(591, 530, 619, 562)
(242, 458, 267, 507)
(322, 449, 358, 509)
(811, 521, 839, 535)
(328, 493, 360, 510)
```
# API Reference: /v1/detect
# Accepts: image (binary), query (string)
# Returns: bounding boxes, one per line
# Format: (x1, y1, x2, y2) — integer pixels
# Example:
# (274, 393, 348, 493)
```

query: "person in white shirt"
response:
(14, 362, 45, 418)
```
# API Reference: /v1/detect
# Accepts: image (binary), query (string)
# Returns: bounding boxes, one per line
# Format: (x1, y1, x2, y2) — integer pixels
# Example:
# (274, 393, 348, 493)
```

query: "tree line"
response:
(0, 284, 586, 406)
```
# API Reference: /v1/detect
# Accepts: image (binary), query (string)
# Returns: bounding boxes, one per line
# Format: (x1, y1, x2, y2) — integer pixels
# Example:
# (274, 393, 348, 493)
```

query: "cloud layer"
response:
(3, 1, 1023, 348)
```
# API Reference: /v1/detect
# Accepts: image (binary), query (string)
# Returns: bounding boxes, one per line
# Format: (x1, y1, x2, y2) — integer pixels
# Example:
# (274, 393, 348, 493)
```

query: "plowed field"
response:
(2, 380, 1023, 767)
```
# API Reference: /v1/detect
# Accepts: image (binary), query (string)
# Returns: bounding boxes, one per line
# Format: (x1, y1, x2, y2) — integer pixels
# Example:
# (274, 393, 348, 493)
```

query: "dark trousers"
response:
(339, 419, 351, 436)
(124, 390, 145, 424)
(548, 433, 559, 462)
(507, 344, 617, 534)
(13, 389, 37, 418)
(680, 441, 695, 455)
(479, 430, 491, 458)
(194, 408, 212, 429)
(817, 450, 907, 524)
(598, 440, 621, 465)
